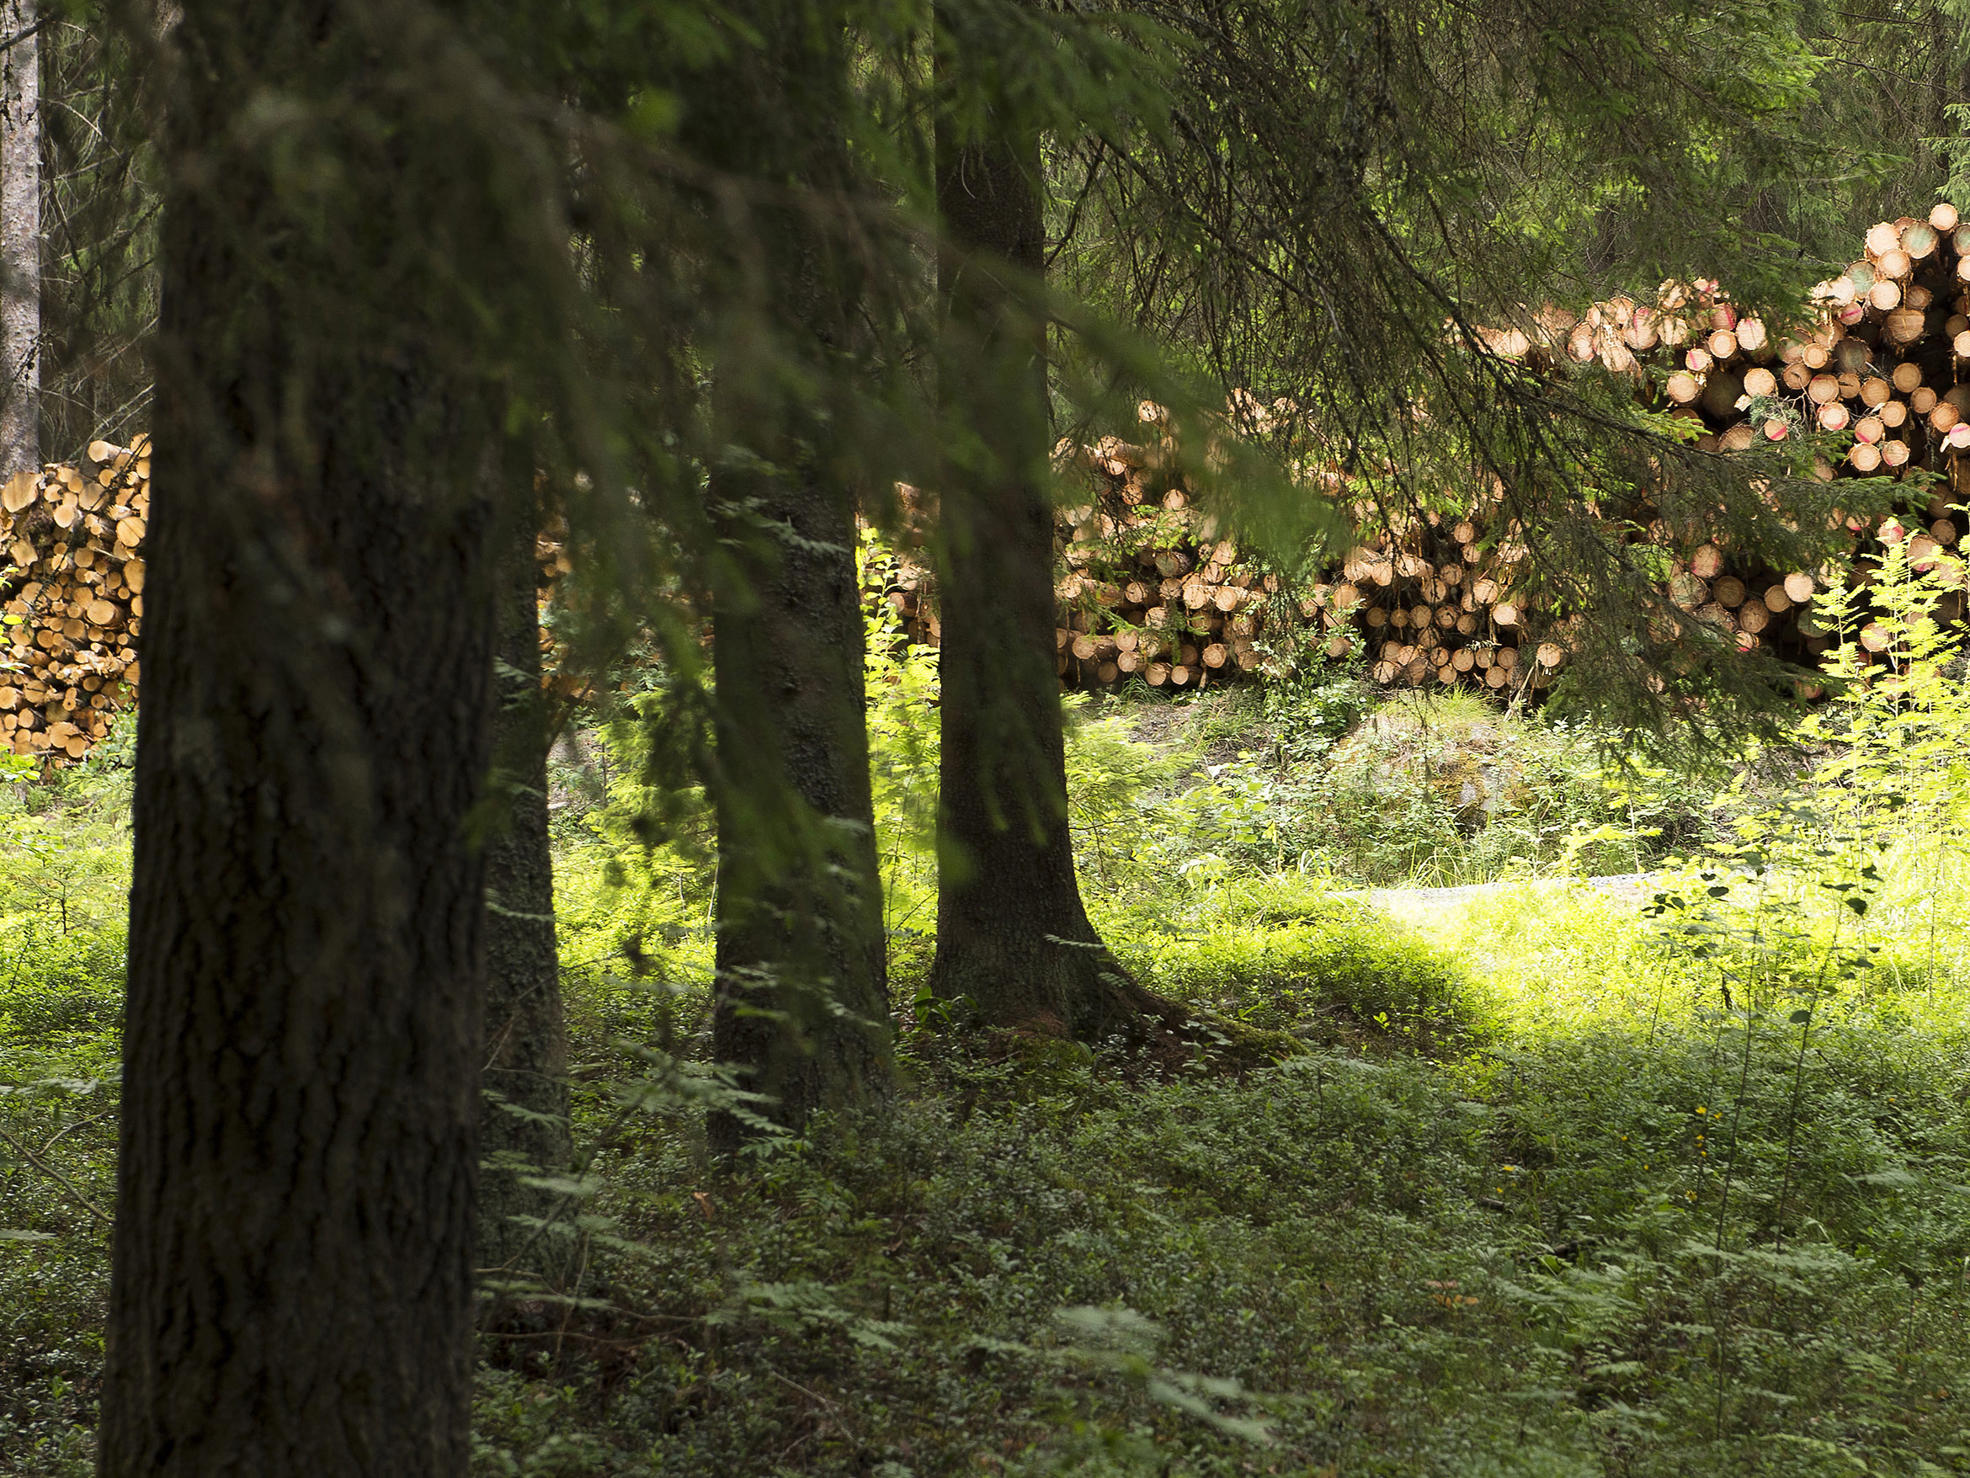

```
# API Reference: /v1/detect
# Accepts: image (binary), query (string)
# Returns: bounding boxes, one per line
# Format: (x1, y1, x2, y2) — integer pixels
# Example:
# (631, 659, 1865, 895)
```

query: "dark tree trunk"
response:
(0, 0, 38, 479)
(695, 4, 892, 1146)
(477, 466, 571, 1282)
(98, 7, 498, 1473)
(707, 453, 891, 1143)
(928, 17, 1171, 1040)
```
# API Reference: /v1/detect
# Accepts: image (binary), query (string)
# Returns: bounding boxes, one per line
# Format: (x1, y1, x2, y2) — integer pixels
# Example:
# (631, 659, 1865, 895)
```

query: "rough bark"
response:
(707, 468, 891, 1143)
(98, 6, 496, 1473)
(697, 3, 892, 1148)
(477, 478, 571, 1282)
(0, 0, 37, 479)
(928, 16, 1171, 1040)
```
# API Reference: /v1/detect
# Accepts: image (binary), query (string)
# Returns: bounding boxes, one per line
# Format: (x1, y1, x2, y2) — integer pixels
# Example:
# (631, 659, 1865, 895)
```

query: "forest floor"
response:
(3, 678, 1970, 1476)
(1347, 871, 1657, 918)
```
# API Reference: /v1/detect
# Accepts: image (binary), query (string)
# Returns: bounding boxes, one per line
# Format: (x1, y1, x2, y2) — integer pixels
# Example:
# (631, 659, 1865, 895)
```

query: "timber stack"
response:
(1044, 202, 1970, 695)
(1051, 427, 1577, 695)
(14, 208, 1970, 762)
(0, 438, 147, 760)
(1051, 423, 1308, 691)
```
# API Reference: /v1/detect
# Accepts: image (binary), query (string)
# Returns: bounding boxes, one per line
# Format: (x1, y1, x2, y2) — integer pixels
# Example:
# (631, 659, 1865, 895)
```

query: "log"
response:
(1885, 307, 1926, 345)
(1668, 570, 1709, 608)
(1699, 370, 1745, 420)
(1032, 210, 1970, 706)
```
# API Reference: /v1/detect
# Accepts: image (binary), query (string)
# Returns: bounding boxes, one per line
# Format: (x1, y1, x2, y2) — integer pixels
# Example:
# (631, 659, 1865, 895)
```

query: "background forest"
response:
(2, 1, 1970, 1476)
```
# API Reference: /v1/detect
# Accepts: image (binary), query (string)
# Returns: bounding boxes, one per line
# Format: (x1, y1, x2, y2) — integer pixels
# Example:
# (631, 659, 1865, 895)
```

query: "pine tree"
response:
(95, 3, 565, 1467)
(685, 0, 895, 1144)
(477, 452, 572, 1283)
(0, 0, 38, 478)
(926, 0, 1185, 1040)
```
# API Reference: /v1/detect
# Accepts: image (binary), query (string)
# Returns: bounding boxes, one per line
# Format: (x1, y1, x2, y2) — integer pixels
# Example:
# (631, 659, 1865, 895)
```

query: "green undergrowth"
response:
(539, 605, 1692, 1025)
(1093, 877, 1483, 1051)
(0, 741, 129, 1473)
(9, 555, 1970, 1475)
(471, 894, 1970, 1477)
(470, 551, 1970, 1475)
(1069, 675, 1713, 892)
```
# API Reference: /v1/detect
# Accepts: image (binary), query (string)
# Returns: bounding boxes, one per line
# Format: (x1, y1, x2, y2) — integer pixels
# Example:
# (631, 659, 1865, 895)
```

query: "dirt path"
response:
(1345, 872, 1656, 922)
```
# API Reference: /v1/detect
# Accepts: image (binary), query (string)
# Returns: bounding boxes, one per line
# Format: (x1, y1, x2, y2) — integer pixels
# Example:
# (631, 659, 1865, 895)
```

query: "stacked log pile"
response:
(1049, 429, 1315, 690)
(14, 204, 1970, 764)
(0, 438, 147, 760)
(1042, 202, 1970, 696)
(1049, 431, 1579, 694)
(531, 523, 591, 709)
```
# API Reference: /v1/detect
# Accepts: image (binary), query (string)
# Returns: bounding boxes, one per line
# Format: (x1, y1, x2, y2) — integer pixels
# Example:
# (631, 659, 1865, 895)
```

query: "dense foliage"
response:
(9, 558, 1970, 1471)
(8, 0, 1970, 1470)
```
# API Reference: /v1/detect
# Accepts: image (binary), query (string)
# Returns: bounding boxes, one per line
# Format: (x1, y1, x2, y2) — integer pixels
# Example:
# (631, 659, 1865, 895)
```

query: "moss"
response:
(1110, 895, 1482, 1051)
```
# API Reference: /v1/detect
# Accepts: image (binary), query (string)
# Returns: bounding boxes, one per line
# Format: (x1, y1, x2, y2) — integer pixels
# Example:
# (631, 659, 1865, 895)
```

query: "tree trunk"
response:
(928, 15, 1163, 1041)
(98, 6, 496, 1473)
(695, 3, 892, 1147)
(707, 451, 891, 1144)
(0, 0, 37, 478)
(477, 465, 571, 1283)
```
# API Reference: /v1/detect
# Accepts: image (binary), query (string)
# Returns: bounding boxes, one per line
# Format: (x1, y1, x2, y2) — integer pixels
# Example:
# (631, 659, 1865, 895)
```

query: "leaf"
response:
(1584, 1359, 1647, 1378)
(0, 1229, 54, 1242)
(1855, 1166, 1919, 1188)
(0, 1078, 100, 1100)
(1143, 1375, 1275, 1443)
(514, 1173, 604, 1198)
(1788, 1008, 1812, 1024)
(1053, 1304, 1164, 1354)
